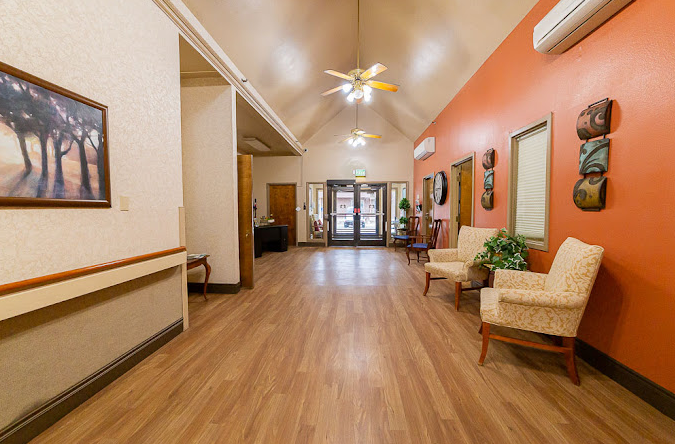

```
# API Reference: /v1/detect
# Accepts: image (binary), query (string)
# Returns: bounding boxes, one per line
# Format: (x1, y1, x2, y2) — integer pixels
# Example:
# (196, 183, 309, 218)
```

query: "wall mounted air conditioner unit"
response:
(533, 0, 633, 54)
(414, 137, 435, 161)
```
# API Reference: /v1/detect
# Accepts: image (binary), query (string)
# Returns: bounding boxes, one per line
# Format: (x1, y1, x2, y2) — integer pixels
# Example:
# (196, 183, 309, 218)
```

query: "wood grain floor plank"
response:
(31, 247, 675, 443)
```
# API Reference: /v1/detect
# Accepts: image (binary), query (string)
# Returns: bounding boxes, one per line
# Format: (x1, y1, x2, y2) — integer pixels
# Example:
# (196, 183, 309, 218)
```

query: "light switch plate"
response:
(119, 196, 130, 211)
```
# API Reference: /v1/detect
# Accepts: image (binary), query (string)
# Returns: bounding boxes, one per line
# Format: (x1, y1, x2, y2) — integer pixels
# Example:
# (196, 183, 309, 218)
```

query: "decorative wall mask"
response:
(483, 170, 494, 190)
(481, 190, 494, 210)
(577, 99, 612, 140)
(481, 148, 495, 210)
(579, 139, 609, 174)
(574, 98, 613, 211)
(573, 176, 607, 211)
(482, 148, 495, 169)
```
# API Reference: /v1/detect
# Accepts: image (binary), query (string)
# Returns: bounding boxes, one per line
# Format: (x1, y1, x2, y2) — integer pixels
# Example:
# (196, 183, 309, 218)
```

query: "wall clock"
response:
(433, 171, 448, 205)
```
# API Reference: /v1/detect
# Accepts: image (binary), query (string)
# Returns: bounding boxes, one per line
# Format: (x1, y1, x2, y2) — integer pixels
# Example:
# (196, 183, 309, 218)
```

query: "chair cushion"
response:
(428, 248, 459, 263)
(412, 243, 428, 249)
(457, 227, 500, 262)
(424, 261, 489, 282)
(493, 269, 547, 290)
(393, 235, 411, 240)
(544, 237, 604, 294)
(480, 288, 585, 337)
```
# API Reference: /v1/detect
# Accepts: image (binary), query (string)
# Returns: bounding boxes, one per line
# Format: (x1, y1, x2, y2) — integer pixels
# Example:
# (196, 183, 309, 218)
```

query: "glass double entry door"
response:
(327, 181, 387, 246)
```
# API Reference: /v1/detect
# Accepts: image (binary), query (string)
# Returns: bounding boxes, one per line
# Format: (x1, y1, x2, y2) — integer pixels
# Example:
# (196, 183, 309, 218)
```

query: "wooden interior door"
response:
(237, 155, 254, 288)
(423, 177, 434, 234)
(269, 184, 297, 246)
(458, 160, 473, 230)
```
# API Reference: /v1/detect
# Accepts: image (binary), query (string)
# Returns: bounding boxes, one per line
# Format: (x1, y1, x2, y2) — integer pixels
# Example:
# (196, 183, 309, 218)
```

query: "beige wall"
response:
(253, 106, 413, 243)
(0, 0, 186, 430)
(0, 0, 184, 283)
(0, 268, 183, 427)
(181, 79, 240, 284)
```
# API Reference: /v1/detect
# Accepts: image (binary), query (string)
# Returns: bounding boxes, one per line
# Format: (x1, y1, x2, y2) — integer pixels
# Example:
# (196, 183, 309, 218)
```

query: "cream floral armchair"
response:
(423, 226, 499, 310)
(478, 237, 604, 385)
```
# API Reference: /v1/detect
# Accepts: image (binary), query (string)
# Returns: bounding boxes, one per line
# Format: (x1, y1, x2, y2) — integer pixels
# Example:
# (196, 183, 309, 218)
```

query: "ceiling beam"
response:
(152, 0, 304, 156)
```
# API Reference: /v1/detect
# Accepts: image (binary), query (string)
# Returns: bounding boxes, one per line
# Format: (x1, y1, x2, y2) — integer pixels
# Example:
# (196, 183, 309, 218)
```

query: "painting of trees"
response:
(0, 62, 109, 207)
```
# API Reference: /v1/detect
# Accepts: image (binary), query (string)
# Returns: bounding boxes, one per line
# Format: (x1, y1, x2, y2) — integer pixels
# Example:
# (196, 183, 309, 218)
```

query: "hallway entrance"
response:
(327, 181, 387, 246)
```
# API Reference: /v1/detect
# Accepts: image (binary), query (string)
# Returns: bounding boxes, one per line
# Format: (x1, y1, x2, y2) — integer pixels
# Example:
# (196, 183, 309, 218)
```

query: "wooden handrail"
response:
(0, 247, 186, 297)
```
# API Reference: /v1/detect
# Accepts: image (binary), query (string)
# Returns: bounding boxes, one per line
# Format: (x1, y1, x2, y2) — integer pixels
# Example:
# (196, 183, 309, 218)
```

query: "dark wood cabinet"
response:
(254, 225, 288, 258)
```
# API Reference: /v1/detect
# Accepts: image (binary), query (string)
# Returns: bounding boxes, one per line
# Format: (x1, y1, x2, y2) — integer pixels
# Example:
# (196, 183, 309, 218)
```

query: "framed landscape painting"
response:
(0, 61, 110, 207)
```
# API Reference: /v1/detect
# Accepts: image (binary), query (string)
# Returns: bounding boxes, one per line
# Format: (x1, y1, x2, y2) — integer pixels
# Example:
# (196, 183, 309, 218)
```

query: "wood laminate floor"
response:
(34, 247, 675, 443)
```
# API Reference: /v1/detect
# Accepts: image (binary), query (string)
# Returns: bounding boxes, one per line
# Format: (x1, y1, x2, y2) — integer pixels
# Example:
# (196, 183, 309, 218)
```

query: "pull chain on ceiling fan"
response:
(321, 0, 399, 103)
(335, 104, 382, 146)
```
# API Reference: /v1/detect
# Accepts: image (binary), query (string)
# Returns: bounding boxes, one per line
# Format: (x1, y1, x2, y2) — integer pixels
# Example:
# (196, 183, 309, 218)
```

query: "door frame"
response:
(449, 153, 475, 248)
(326, 181, 387, 247)
(421, 173, 434, 235)
(326, 181, 357, 247)
(306, 182, 326, 245)
(266, 182, 297, 246)
(356, 182, 388, 247)
(386, 180, 410, 247)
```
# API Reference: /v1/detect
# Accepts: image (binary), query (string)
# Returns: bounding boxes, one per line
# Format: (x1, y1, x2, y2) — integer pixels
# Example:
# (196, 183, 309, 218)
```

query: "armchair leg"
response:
(416, 251, 420, 262)
(423, 272, 431, 296)
(563, 337, 580, 385)
(406, 248, 411, 265)
(454, 281, 462, 311)
(478, 322, 490, 365)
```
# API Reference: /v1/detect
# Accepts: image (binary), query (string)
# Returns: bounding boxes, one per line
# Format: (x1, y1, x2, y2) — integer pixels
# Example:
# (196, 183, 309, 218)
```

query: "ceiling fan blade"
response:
(334, 134, 352, 137)
(321, 85, 344, 96)
(363, 134, 382, 139)
(361, 63, 387, 80)
(340, 137, 353, 143)
(366, 80, 399, 92)
(324, 70, 353, 81)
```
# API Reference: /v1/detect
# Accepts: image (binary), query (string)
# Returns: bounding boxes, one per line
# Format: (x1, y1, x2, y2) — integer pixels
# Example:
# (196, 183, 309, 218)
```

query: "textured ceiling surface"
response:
(182, 0, 537, 143)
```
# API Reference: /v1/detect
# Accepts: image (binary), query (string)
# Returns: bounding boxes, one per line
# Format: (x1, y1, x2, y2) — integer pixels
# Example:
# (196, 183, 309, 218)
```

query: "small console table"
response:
(254, 225, 288, 258)
(187, 254, 211, 300)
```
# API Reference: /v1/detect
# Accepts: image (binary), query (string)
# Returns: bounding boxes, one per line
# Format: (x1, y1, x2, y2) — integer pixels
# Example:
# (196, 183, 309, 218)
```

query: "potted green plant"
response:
(475, 228, 529, 286)
(397, 197, 411, 230)
(398, 197, 411, 213)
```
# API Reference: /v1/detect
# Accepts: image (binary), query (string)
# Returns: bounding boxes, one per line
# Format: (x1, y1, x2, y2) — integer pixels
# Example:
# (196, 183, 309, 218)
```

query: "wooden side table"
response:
(187, 254, 211, 300)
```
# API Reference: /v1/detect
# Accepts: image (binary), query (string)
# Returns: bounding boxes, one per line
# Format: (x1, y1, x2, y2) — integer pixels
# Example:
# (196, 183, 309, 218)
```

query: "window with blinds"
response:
(508, 116, 551, 251)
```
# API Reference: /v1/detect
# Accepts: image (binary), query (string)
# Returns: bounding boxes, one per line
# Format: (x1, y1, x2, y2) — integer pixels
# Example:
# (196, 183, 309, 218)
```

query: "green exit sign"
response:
(353, 169, 366, 177)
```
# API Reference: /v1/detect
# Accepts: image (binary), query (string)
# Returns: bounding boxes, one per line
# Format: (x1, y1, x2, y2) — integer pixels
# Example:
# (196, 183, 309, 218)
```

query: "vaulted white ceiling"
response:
(182, 0, 537, 143)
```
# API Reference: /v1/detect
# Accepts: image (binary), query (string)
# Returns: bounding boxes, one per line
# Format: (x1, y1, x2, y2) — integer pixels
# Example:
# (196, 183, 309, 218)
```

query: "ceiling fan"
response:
(336, 105, 381, 146)
(321, 0, 399, 103)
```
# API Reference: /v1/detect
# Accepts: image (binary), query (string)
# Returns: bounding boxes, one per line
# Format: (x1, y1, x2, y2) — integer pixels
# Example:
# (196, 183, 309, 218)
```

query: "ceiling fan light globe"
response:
(342, 84, 353, 93)
(347, 92, 355, 102)
(363, 85, 372, 94)
(353, 89, 364, 100)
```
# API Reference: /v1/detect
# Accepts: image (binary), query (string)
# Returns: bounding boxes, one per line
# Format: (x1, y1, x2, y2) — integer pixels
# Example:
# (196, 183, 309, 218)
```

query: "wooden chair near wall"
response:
(406, 219, 442, 265)
(393, 216, 420, 251)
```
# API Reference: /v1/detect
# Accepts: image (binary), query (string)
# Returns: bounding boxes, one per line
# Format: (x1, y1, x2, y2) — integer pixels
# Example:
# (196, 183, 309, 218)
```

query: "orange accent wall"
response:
(414, 0, 675, 392)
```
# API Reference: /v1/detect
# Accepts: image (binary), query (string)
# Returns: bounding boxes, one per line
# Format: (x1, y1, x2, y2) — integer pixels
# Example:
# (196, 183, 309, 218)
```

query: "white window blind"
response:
(514, 125, 548, 242)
